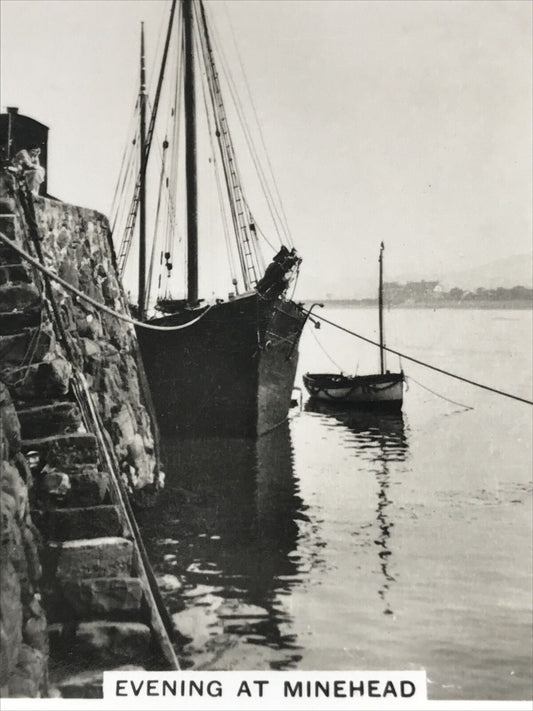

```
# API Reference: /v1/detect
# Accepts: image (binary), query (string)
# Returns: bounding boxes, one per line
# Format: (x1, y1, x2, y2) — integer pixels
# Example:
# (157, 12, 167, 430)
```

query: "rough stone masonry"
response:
(0, 170, 172, 697)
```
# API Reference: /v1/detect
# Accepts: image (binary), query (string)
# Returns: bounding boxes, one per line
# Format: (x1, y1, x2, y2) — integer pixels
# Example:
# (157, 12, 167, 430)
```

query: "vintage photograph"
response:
(0, 0, 531, 706)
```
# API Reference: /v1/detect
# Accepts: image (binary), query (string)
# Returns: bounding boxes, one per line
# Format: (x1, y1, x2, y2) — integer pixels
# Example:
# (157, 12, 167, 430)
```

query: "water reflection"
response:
(137, 422, 306, 669)
(305, 401, 408, 614)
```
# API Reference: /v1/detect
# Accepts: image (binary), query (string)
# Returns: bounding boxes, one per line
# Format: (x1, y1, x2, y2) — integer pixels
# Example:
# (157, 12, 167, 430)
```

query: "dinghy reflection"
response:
(305, 400, 408, 614)
(138, 423, 306, 669)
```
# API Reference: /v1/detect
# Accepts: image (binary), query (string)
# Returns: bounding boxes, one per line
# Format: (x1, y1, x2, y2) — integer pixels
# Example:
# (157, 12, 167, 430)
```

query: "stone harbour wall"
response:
(0, 171, 176, 698)
(0, 171, 162, 499)
(1, 384, 48, 697)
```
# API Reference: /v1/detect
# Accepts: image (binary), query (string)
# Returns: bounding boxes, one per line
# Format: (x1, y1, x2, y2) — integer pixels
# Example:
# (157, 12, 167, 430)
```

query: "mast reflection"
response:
(137, 422, 304, 668)
(304, 400, 408, 614)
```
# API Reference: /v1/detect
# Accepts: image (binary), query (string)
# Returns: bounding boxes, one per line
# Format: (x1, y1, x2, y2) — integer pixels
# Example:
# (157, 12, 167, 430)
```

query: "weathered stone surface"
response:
(73, 622, 151, 665)
(17, 401, 82, 439)
(0, 327, 55, 365)
(55, 665, 145, 699)
(0, 196, 17, 212)
(50, 537, 133, 580)
(0, 382, 21, 458)
(0, 388, 48, 697)
(60, 577, 144, 618)
(22, 432, 98, 467)
(0, 213, 17, 242)
(8, 645, 47, 698)
(2, 461, 29, 520)
(66, 465, 109, 506)
(7, 357, 72, 400)
(0, 283, 40, 311)
(33, 505, 122, 541)
(0, 264, 32, 285)
(0, 308, 41, 335)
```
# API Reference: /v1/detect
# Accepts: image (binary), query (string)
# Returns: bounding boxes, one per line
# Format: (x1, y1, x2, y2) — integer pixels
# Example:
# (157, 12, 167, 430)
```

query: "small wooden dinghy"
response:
(304, 243, 404, 410)
(303, 371, 403, 408)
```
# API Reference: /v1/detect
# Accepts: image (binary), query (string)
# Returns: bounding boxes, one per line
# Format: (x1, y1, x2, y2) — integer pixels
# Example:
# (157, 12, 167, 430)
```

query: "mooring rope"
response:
(406, 374, 473, 411)
(0, 232, 215, 332)
(302, 307, 533, 407)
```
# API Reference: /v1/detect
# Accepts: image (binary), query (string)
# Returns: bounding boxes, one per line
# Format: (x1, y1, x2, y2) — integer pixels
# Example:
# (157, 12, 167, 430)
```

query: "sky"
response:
(1, 0, 531, 299)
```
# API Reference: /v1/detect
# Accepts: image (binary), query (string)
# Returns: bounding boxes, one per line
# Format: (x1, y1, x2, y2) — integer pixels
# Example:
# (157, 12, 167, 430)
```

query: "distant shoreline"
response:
(303, 299, 533, 310)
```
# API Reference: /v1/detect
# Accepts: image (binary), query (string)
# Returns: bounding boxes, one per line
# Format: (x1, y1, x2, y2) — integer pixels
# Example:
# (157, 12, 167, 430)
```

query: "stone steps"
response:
(22, 432, 99, 467)
(0, 327, 55, 364)
(46, 536, 135, 581)
(0, 307, 41, 335)
(17, 401, 82, 439)
(49, 621, 152, 668)
(32, 505, 124, 541)
(51, 665, 146, 699)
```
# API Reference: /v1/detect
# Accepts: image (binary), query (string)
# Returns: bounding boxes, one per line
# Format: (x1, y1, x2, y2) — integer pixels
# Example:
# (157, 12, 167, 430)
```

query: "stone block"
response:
(23, 614, 48, 655)
(56, 464, 107, 506)
(60, 577, 144, 618)
(0, 264, 31, 285)
(66, 465, 109, 506)
(0, 308, 41, 335)
(0, 213, 17, 242)
(8, 357, 71, 400)
(17, 401, 82, 439)
(55, 665, 145, 699)
(0, 327, 54, 365)
(33, 505, 122, 541)
(1, 383, 21, 457)
(0, 283, 40, 311)
(72, 622, 151, 666)
(8, 645, 47, 698)
(0, 197, 17, 212)
(22, 433, 98, 467)
(51, 537, 133, 579)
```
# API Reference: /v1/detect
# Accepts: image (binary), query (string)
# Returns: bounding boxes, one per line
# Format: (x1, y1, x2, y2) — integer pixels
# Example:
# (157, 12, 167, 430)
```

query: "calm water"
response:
(138, 307, 533, 700)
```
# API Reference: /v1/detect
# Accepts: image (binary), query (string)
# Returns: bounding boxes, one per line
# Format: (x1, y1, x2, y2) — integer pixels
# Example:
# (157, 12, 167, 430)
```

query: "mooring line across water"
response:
(302, 307, 533, 407)
(3, 230, 531, 406)
(0, 232, 214, 331)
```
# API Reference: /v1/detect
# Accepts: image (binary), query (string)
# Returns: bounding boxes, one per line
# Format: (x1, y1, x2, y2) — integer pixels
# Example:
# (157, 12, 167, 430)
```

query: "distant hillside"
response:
(300, 253, 532, 300)
(440, 253, 532, 290)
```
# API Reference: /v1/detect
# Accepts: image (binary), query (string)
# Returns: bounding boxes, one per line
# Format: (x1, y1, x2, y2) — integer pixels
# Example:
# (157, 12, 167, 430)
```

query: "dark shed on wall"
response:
(0, 107, 49, 195)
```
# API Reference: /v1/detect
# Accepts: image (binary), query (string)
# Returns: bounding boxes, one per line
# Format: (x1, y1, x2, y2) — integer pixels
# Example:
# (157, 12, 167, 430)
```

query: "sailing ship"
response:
(115, 0, 307, 437)
(303, 243, 404, 409)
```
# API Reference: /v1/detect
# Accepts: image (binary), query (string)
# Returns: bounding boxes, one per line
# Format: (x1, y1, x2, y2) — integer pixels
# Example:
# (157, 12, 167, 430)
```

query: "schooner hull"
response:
(135, 293, 304, 437)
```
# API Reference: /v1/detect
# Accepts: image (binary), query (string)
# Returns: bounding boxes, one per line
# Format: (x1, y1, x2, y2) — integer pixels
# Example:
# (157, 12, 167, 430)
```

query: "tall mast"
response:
(378, 241, 385, 374)
(183, 0, 198, 305)
(138, 22, 147, 320)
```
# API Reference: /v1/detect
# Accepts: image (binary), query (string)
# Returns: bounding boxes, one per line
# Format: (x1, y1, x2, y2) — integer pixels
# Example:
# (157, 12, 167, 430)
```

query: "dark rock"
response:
(51, 537, 134, 579)
(0, 264, 32, 285)
(65, 465, 109, 506)
(0, 327, 54, 366)
(22, 433, 98, 468)
(0, 308, 41, 335)
(0, 283, 40, 311)
(7, 357, 72, 400)
(0, 213, 17, 242)
(60, 577, 143, 618)
(71, 622, 151, 666)
(33, 505, 122, 541)
(17, 401, 82, 439)
(1, 383, 21, 456)
(8, 645, 47, 698)
(55, 665, 145, 699)
(23, 614, 48, 655)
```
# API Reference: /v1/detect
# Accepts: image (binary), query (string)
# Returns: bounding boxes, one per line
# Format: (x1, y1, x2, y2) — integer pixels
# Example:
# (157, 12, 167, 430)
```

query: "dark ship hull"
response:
(135, 292, 305, 437)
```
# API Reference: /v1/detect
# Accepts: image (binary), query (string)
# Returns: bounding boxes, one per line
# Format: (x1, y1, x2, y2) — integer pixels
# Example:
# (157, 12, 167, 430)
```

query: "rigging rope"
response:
(207, 3, 290, 248)
(406, 374, 473, 411)
(302, 307, 533, 406)
(0, 233, 215, 332)
(220, 1, 293, 247)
